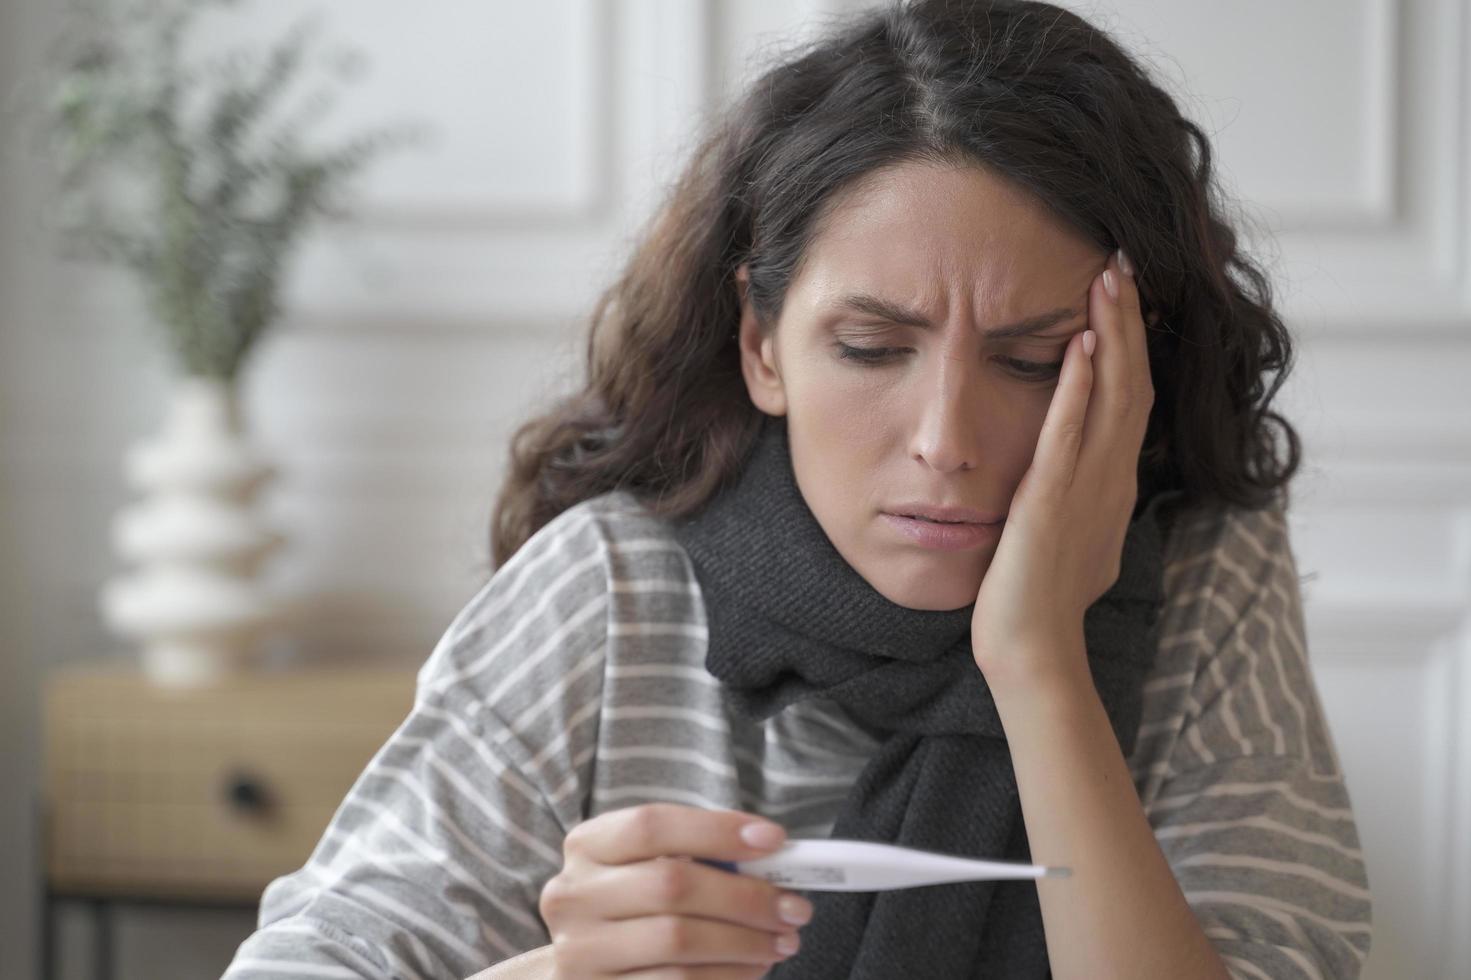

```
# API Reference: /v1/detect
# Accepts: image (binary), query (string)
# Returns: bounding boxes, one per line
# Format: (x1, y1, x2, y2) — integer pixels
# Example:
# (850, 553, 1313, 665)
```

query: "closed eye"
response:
(835, 343, 908, 363)
(998, 355, 1064, 380)
(835, 343, 1063, 382)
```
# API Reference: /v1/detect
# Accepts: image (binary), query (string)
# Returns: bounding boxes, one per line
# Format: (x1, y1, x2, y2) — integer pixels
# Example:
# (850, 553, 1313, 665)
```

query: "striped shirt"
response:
(222, 489, 1373, 980)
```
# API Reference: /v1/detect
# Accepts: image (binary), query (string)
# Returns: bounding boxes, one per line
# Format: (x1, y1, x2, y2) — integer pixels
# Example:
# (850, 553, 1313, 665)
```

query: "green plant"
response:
(42, 0, 415, 380)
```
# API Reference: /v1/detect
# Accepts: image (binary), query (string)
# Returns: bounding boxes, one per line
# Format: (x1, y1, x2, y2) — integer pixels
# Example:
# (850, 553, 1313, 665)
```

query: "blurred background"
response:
(1, 1, 1468, 978)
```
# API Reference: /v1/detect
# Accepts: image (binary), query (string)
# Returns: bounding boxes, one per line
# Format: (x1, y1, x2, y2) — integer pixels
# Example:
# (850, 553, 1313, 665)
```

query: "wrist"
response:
(984, 626, 1095, 710)
(991, 662, 1106, 757)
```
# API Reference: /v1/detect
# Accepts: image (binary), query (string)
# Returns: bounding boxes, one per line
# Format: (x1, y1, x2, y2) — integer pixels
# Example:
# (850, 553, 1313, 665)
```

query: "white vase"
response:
(99, 375, 290, 686)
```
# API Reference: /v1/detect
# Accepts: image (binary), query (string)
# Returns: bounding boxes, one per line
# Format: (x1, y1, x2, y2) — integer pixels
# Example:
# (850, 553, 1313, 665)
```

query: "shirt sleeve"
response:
(221, 504, 611, 980)
(1146, 504, 1374, 980)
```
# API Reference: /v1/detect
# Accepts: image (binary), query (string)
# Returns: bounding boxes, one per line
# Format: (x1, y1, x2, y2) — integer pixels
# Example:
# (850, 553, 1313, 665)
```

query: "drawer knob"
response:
(223, 771, 273, 815)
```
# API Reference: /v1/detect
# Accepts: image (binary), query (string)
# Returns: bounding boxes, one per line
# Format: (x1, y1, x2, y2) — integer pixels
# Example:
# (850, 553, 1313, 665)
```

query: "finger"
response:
(1100, 250, 1154, 426)
(586, 858, 810, 935)
(565, 803, 786, 867)
(1079, 257, 1149, 482)
(1114, 249, 1155, 407)
(1028, 327, 1095, 496)
(1088, 257, 1137, 434)
(566, 913, 797, 973)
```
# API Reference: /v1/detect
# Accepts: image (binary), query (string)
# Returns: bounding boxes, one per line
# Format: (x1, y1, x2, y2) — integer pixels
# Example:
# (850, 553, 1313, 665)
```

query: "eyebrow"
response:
(837, 293, 1083, 339)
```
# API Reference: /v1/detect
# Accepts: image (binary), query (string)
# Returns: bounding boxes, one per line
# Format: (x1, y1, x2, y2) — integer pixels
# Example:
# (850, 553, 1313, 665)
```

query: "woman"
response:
(225, 1, 1373, 977)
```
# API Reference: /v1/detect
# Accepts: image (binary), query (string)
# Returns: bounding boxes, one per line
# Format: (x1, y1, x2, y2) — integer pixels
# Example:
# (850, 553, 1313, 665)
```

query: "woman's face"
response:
(738, 159, 1109, 611)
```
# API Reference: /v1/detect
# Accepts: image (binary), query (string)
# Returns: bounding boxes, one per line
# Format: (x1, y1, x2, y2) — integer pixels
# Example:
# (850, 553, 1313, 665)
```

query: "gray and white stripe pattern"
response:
(223, 490, 1372, 980)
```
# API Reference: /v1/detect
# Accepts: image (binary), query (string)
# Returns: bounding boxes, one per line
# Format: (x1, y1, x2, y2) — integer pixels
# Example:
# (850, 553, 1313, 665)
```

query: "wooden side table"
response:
(39, 663, 416, 980)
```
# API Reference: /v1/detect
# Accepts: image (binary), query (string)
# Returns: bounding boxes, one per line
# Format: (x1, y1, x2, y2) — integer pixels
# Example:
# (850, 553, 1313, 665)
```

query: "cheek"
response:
(996, 397, 1050, 483)
(786, 353, 895, 443)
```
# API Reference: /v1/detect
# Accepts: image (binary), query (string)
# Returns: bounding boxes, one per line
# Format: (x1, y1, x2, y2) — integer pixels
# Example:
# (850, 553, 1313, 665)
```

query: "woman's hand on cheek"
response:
(970, 249, 1155, 698)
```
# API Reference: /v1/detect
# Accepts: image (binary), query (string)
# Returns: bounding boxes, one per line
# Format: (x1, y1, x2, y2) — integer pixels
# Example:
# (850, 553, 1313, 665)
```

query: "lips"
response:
(880, 512, 1003, 551)
(886, 503, 1006, 525)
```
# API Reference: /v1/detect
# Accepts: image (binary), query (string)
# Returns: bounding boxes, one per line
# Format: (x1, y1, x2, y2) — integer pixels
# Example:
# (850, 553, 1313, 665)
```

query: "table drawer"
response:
(44, 665, 415, 901)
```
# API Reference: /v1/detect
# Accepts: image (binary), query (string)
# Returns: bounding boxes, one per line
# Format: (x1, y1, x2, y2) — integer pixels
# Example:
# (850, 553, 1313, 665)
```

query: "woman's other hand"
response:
(540, 803, 811, 978)
(970, 249, 1154, 696)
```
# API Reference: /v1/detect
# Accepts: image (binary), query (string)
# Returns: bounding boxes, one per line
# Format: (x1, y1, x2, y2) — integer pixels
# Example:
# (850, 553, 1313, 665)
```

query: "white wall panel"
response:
(1103, 0, 1399, 228)
(1313, 654, 1442, 978)
(1077, 0, 1471, 329)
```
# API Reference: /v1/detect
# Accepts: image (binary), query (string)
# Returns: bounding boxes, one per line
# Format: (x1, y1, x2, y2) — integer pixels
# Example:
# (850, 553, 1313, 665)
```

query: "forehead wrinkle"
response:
(804, 229, 948, 320)
(790, 161, 1108, 339)
(964, 247, 1098, 337)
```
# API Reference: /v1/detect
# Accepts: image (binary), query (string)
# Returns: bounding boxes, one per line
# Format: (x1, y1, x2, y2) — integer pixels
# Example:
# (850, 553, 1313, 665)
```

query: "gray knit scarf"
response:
(671, 415, 1173, 979)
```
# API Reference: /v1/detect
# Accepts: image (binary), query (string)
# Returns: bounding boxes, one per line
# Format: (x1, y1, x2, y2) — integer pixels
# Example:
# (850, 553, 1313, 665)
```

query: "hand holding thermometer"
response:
(696, 838, 1071, 892)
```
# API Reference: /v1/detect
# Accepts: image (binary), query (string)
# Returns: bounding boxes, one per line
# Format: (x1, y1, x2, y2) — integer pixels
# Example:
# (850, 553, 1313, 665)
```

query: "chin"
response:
(897, 593, 976, 612)
(861, 548, 987, 611)
(871, 576, 980, 612)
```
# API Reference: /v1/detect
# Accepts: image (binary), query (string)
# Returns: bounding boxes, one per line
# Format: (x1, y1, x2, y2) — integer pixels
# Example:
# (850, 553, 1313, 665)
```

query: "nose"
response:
(909, 350, 984, 474)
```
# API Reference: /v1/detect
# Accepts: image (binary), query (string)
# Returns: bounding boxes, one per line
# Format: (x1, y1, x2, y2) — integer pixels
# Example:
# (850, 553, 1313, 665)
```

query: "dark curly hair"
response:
(490, 0, 1301, 568)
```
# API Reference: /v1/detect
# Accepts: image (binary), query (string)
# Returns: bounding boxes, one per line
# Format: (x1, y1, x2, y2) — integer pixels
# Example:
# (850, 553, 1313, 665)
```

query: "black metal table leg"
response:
(39, 892, 257, 980)
(39, 888, 54, 980)
(36, 796, 54, 980)
(94, 898, 113, 980)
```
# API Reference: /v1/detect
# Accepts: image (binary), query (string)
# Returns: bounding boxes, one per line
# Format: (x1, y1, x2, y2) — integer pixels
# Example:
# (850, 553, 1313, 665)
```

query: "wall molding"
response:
(1266, 0, 1402, 233)
(1306, 595, 1469, 662)
(352, 0, 615, 230)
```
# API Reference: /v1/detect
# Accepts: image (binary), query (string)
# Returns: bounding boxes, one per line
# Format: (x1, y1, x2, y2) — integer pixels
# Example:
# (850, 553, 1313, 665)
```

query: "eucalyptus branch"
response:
(35, 0, 419, 381)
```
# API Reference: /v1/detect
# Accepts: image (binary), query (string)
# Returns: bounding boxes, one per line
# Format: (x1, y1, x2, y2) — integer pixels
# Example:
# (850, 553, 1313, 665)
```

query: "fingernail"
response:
(1117, 248, 1135, 277)
(778, 894, 813, 926)
(775, 932, 800, 956)
(741, 821, 785, 848)
(1101, 269, 1119, 301)
(1082, 329, 1096, 357)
